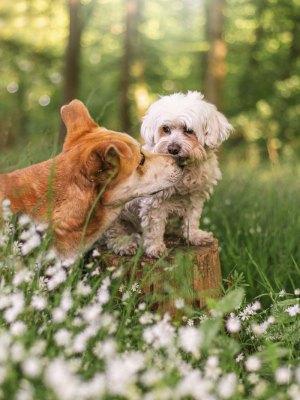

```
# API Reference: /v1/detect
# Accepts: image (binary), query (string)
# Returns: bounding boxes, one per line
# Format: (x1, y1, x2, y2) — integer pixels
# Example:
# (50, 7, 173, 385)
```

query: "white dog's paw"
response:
(144, 242, 167, 258)
(106, 234, 140, 256)
(187, 230, 214, 246)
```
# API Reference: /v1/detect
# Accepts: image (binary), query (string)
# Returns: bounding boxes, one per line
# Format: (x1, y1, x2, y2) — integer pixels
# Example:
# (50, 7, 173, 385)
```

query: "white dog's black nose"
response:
(167, 143, 181, 155)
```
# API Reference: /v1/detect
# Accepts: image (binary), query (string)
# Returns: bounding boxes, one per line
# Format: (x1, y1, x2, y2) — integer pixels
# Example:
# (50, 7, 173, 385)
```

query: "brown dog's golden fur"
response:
(0, 100, 182, 257)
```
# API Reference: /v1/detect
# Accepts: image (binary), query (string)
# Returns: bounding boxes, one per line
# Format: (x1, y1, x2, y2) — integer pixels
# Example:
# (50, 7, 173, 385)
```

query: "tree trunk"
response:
(120, 0, 139, 133)
(203, 0, 227, 110)
(98, 237, 222, 316)
(59, 0, 83, 143)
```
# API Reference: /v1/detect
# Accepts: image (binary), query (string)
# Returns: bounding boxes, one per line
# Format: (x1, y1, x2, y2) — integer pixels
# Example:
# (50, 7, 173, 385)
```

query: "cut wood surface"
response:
(98, 237, 222, 315)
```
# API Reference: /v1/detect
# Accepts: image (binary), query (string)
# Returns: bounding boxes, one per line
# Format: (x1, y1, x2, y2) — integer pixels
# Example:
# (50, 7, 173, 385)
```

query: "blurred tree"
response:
(59, 0, 96, 142)
(120, 0, 144, 132)
(203, 0, 227, 110)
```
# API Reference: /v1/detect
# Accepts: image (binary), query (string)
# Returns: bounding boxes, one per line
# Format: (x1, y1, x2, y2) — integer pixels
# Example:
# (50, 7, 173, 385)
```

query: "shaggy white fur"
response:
(104, 91, 233, 258)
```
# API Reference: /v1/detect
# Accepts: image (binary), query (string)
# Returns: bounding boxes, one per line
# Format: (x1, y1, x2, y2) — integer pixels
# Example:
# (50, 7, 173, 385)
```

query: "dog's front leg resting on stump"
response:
(182, 195, 213, 245)
(140, 201, 168, 258)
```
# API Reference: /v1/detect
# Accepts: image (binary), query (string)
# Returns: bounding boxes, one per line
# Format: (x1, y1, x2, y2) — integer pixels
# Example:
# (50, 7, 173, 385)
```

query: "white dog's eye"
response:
(162, 125, 171, 134)
(184, 127, 194, 135)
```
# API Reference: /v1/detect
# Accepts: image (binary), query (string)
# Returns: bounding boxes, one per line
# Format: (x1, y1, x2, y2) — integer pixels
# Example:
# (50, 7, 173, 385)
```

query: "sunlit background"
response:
(0, 0, 300, 168)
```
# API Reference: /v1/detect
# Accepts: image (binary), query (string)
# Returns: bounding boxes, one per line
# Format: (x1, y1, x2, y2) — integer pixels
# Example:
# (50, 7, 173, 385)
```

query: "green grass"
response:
(0, 147, 299, 399)
(206, 160, 300, 302)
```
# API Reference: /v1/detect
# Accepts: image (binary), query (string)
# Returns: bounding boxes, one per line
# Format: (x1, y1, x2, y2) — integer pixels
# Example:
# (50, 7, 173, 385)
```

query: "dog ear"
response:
(203, 106, 233, 148)
(82, 141, 133, 185)
(140, 116, 156, 150)
(61, 99, 99, 151)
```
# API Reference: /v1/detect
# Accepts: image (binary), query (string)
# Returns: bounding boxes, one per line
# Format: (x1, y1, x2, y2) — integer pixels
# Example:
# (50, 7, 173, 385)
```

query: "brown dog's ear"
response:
(82, 141, 133, 185)
(61, 99, 99, 151)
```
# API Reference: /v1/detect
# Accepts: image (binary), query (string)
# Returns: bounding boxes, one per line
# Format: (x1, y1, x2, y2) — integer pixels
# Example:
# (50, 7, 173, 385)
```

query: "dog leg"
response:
(105, 220, 141, 256)
(140, 201, 168, 258)
(182, 196, 214, 245)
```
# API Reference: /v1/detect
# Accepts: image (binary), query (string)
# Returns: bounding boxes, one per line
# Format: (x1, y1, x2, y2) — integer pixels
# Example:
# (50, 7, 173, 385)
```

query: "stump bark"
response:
(99, 237, 222, 315)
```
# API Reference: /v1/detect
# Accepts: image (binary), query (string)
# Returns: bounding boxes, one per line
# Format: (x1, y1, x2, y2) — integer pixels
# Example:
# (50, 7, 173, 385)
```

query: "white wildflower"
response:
(22, 357, 42, 378)
(62, 257, 75, 269)
(31, 294, 47, 310)
(45, 249, 57, 262)
(122, 291, 130, 302)
(296, 367, 300, 384)
(54, 329, 71, 347)
(285, 304, 300, 317)
(248, 373, 259, 384)
(52, 307, 67, 323)
(175, 298, 185, 309)
(36, 222, 48, 233)
(45, 358, 81, 400)
(279, 289, 286, 298)
(18, 214, 31, 226)
(245, 356, 261, 372)
(112, 267, 123, 279)
(21, 233, 41, 255)
(47, 269, 67, 291)
(275, 366, 292, 384)
(76, 281, 92, 296)
(251, 301, 261, 311)
(235, 353, 244, 363)
(187, 319, 194, 326)
(94, 338, 116, 360)
(0, 294, 11, 310)
(176, 370, 212, 399)
(30, 340, 46, 356)
(10, 321, 27, 336)
(138, 302, 146, 311)
(2, 198, 11, 208)
(140, 369, 163, 386)
(251, 321, 268, 336)
(203, 216, 211, 225)
(60, 289, 73, 312)
(91, 267, 100, 276)
(4, 292, 25, 322)
(205, 355, 221, 380)
(11, 342, 26, 363)
(131, 282, 139, 292)
(267, 316, 275, 324)
(106, 352, 144, 395)
(15, 379, 34, 400)
(13, 269, 33, 287)
(178, 326, 202, 356)
(139, 312, 154, 325)
(288, 384, 300, 400)
(81, 303, 101, 323)
(98, 288, 110, 305)
(218, 373, 237, 398)
(143, 314, 175, 349)
(252, 379, 268, 397)
(226, 316, 241, 333)
(92, 248, 100, 257)
(295, 289, 300, 296)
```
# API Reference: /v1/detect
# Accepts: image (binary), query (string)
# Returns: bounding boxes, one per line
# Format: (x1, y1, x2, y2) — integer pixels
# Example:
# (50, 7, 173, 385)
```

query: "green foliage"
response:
(0, 0, 299, 161)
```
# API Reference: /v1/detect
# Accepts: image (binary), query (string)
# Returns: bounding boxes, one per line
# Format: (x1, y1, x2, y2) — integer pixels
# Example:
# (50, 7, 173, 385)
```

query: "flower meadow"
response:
(0, 199, 299, 400)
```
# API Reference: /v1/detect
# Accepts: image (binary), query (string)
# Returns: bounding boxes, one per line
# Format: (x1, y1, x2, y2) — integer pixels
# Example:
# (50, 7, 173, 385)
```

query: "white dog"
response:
(104, 91, 233, 258)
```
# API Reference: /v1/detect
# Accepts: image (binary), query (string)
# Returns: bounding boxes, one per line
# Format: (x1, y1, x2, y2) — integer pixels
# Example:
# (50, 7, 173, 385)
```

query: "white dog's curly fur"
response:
(104, 91, 233, 258)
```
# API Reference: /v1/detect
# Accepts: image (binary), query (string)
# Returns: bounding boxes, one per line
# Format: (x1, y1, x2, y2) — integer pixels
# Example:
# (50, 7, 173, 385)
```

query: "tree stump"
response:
(99, 237, 222, 316)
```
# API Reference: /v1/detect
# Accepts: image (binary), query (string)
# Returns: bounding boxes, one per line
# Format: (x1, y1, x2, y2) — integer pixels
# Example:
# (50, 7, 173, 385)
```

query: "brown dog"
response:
(0, 100, 183, 257)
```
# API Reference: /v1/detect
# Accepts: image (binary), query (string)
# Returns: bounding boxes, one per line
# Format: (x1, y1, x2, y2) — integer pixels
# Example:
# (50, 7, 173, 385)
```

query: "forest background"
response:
(1, 0, 300, 167)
